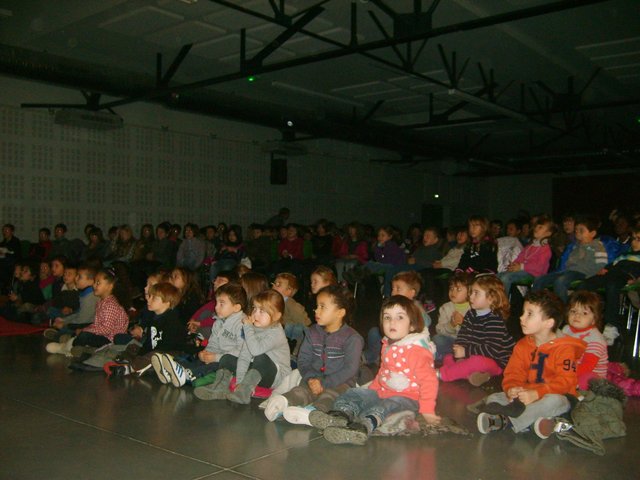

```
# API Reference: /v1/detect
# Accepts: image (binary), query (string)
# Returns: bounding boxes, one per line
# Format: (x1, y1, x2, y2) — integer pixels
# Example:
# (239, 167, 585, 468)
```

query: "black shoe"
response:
(480, 399, 526, 418)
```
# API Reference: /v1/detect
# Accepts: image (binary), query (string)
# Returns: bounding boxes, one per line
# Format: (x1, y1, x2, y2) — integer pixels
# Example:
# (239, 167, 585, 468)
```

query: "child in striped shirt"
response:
(561, 291, 608, 389)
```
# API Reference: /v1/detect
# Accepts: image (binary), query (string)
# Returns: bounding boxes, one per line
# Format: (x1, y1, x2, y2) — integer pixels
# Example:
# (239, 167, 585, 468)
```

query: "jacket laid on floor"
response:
(502, 335, 586, 397)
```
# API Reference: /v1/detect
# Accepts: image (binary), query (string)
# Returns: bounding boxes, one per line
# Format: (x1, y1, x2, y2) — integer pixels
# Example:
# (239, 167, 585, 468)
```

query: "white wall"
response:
(0, 75, 427, 241)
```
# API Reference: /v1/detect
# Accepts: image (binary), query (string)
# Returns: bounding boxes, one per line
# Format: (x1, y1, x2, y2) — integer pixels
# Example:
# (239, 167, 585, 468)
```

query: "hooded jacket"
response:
(369, 331, 438, 415)
(502, 335, 586, 397)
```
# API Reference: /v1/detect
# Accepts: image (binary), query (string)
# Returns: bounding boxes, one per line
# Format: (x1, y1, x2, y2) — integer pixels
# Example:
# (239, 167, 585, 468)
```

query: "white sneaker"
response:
(283, 406, 315, 426)
(45, 342, 63, 354)
(151, 353, 171, 385)
(161, 354, 187, 387)
(264, 395, 288, 421)
(603, 324, 620, 346)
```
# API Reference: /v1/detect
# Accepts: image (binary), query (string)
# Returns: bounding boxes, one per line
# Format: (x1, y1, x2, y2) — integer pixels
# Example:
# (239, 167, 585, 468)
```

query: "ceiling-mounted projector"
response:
(54, 109, 123, 130)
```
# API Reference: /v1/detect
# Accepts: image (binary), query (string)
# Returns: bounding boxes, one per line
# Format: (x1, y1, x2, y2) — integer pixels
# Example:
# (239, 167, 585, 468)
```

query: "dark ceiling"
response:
(1, 0, 639, 176)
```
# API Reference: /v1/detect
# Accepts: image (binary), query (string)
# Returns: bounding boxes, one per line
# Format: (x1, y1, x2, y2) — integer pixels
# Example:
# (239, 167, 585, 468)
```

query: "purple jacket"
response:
(373, 240, 406, 265)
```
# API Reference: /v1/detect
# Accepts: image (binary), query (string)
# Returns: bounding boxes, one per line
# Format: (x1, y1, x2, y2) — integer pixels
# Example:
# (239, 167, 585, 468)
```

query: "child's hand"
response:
(516, 389, 539, 405)
(432, 261, 442, 269)
(452, 344, 465, 359)
(407, 257, 416, 265)
(596, 268, 608, 276)
(506, 387, 524, 399)
(451, 311, 464, 327)
(308, 378, 324, 395)
(507, 262, 521, 272)
(8, 292, 17, 302)
(53, 318, 65, 329)
(130, 325, 143, 340)
(186, 319, 200, 333)
(421, 413, 441, 425)
(198, 351, 216, 364)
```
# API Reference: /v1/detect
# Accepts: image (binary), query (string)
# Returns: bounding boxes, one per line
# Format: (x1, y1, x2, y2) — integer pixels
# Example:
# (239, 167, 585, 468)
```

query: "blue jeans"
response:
(284, 323, 305, 343)
(432, 334, 455, 361)
(498, 270, 533, 295)
(333, 388, 419, 430)
(364, 327, 383, 365)
(531, 270, 586, 303)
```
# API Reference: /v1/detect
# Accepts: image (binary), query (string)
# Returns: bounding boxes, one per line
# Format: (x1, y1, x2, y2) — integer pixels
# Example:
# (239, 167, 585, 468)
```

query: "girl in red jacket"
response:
(308, 295, 440, 445)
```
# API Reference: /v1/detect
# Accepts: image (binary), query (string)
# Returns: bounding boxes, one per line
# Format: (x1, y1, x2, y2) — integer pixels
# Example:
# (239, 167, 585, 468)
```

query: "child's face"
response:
(93, 274, 113, 298)
(144, 276, 160, 299)
(39, 230, 49, 242)
(532, 222, 552, 240)
(51, 261, 64, 277)
(227, 230, 238, 243)
(76, 271, 94, 290)
(272, 278, 293, 298)
(314, 292, 345, 332)
(631, 231, 640, 251)
(448, 283, 468, 304)
(63, 268, 77, 286)
(286, 226, 298, 240)
(520, 302, 553, 337)
(422, 230, 438, 246)
(468, 222, 484, 240)
(19, 268, 34, 282)
(521, 223, 530, 237)
(169, 270, 186, 290)
(156, 228, 167, 240)
(251, 303, 279, 328)
(310, 274, 329, 294)
(574, 224, 597, 244)
(382, 304, 414, 341)
(456, 231, 468, 245)
(215, 293, 240, 319)
(506, 223, 520, 238)
(391, 280, 417, 300)
(490, 223, 502, 238)
(568, 303, 596, 330)
(54, 227, 65, 239)
(184, 227, 194, 239)
(39, 262, 51, 279)
(469, 283, 492, 310)
(377, 229, 391, 244)
(13, 265, 23, 278)
(563, 218, 575, 235)
(147, 294, 170, 314)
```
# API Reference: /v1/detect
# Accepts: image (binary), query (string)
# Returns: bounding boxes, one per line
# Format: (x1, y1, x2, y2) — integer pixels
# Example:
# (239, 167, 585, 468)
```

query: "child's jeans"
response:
(438, 354, 502, 382)
(432, 335, 456, 362)
(498, 270, 533, 295)
(283, 383, 351, 412)
(333, 388, 419, 428)
(484, 392, 571, 432)
(532, 270, 586, 303)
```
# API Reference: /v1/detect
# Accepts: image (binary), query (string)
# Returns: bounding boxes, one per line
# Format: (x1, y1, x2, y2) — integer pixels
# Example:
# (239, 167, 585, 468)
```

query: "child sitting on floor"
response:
(263, 285, 364, 424)
(308, 295, 440, 445)
(151, 282, 246, 388)
(0, 260, 45, 323)
(437, 274, 514, 386)
(433, 271, 472, 361)
(194, 290, 291, 404)
(477, 290, 586, 439)
(272, 272, 310, 350)
(561, 291, 608, 390)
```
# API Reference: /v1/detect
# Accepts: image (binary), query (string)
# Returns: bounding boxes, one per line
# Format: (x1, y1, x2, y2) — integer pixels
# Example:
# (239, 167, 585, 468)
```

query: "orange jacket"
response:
(502, 335, 586, 398)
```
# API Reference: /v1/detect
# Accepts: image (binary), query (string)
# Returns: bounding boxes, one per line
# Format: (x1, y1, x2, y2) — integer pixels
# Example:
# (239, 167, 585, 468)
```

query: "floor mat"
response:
(0, 316, 46, 337)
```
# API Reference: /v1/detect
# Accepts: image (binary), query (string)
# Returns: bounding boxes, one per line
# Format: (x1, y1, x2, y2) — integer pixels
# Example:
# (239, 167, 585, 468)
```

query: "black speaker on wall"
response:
(270, 157, 287, 185)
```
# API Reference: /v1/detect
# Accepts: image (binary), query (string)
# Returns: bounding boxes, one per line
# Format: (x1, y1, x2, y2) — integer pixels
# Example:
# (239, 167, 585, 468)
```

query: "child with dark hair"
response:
(457, 216, 498, 274)
(561, 291, 607, 389)
(477, 290, 585, 439)
(264, 285, 363, 424)
(408, 227, 444, 269)
(334, 222, 369, 282)
(209, 225, 245, 282)
(0, 260, 45, 323)
(364, 225, 407, 297)
(532, 215, 608, 302)
(433, 271, 472, 360)
(272, 272, 310, 348)
(169, 267, 205, 324)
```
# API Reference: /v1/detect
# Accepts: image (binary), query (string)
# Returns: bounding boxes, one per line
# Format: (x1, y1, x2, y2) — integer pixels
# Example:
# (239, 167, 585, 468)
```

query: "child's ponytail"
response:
(101, 262, 133, 310)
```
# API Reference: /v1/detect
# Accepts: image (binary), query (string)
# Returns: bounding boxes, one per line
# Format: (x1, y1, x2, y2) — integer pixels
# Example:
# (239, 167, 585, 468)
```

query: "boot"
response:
(227, 369, 262, 405)
(193, 369, 233, 400)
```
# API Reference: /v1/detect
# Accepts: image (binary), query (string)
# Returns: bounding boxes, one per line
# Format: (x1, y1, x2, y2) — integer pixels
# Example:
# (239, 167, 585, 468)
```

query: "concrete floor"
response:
(1, 335, 639, 480)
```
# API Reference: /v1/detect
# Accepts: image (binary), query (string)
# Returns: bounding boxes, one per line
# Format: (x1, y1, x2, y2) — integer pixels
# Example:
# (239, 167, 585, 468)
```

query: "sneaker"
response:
(43, 328, 60, 341)
(481, 399, 526, 418)
(469, 372, 491, 387)
(45, 342, 63, 354)
(533, 417, 557, 439)
(264, 395, 288, 421)
(323, 422, 369, 446)
(283, 406, 316, 426)
(477, 413, 508, 434)
(151, 353, 171, 385)
(603, 324, 620, 347)
(308, 410, 350, 430)
(160, 354, 187, 387)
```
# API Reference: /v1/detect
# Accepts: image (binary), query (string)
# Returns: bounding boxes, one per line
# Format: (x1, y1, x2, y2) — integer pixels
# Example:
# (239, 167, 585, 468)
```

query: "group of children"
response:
(3, 212, 637, 448)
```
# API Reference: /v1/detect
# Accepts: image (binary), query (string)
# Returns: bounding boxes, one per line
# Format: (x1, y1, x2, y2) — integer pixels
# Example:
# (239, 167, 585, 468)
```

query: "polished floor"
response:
(1, 335, 639, 480)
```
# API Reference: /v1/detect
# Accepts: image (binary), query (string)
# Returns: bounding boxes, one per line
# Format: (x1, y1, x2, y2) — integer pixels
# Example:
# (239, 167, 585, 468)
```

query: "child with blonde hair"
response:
(438, 274, 514, 386)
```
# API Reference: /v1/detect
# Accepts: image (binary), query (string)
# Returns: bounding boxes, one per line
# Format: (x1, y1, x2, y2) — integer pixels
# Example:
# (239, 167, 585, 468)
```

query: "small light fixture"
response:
(434, 194, 440, 199)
